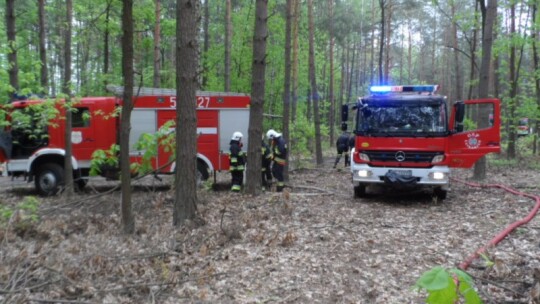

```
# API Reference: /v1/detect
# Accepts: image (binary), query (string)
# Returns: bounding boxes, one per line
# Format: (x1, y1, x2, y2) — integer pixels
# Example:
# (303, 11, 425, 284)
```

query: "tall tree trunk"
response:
(328, 0, 335, 146)
(378, 0, 385, 84)
(291, 0, 300, 124)
(63, 0, 74, 197)
(245, 0, 268, 195)
(507, 2, 517, 159)
(224, 0, 232, 92)
(347, 43, 356, 104)
(121, 0, 135, 234)
(202, 0, 210, 88)
(153, 0, 162, 88)
(103, 0, 112, 90)
(308, 0, 323, 165)
(282, 0, 292, 181)
(451, 2, 462, 101)
(6, 0, 19, 100)
(174, 0, 199, 224)
(532, 3, 540, 155)
(383, 1, 392, 83)
(473, 0, 497, 180)
(38, 0, 48, 94)
(467, 1, 479, 100)
(407, 27, 412, 82)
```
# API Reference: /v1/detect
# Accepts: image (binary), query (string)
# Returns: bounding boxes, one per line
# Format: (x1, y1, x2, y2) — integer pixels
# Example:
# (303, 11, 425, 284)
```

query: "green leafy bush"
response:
(414, 266, 482, 304)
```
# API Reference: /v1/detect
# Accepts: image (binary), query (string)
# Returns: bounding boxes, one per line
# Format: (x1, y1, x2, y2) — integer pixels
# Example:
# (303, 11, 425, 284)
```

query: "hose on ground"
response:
(451, 177, 540, 270)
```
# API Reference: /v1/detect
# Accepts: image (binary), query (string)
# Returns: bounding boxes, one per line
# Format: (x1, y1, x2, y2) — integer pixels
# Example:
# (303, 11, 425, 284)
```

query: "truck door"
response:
(70, 105, 97, 160)
(447, 98, 501, 168)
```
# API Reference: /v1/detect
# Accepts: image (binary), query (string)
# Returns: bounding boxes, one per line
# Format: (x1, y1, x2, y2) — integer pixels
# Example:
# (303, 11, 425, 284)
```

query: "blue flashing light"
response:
(369, 85, 438, 94)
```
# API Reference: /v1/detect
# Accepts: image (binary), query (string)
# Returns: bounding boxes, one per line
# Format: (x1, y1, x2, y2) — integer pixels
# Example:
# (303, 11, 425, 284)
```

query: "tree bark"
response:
(245, 0, 268, 195)
(6, 0, 19, 101)
(473, 0, 497, 180)
(451, 2, 462, 101)
(224, 0, 232, 92)
(38, 0, 48, 93)
(202, 0, 210, 88)
(121, 0, 135, 234)
(291, 0, 300, 125)
(532, 3, 540, 155)
(103, 0, 112, 90)
(63, 0, 74, 197)
(507, 2, 517, 159)
(282, 0, 292, 182)
(308, 0, 323, 165)
(378, 0, 385, 84)
(328, 0, 335, 145)
(174, 0, 199, 225)
(153, 0, 162, 88)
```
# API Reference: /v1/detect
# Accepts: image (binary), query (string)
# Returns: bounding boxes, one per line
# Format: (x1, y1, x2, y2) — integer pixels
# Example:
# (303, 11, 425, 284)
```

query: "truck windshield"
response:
(356, 100, 447, 137)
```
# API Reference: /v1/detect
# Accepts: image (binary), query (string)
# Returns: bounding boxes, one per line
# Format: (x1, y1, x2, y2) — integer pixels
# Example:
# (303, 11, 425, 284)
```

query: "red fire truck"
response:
(0, 86, 250, 196)
(345, 85, 500, 200)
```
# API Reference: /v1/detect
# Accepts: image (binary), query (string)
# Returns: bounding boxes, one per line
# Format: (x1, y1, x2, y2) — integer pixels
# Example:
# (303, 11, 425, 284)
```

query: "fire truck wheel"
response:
(354, 184, 367, 198)
(433, 187, 447, 200)
(35, 163, 64, 196)
(197, 161, 209, 183)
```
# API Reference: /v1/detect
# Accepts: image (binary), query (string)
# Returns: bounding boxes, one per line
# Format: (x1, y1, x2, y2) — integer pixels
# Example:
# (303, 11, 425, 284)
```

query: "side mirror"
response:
(341, 104, 349, 122)
(454, 101, 465, 133)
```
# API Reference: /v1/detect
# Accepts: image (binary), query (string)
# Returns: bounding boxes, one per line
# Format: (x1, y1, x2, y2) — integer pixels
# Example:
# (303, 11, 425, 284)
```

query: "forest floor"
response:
(1, 155, 540, 304)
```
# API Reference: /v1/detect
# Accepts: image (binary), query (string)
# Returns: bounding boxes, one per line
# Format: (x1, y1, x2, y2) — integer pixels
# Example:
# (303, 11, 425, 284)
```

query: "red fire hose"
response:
(451, 177, 540, 270)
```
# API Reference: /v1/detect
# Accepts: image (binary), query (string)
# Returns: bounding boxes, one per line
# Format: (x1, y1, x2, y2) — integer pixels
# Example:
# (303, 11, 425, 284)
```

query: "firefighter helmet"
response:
(231, 131, 243, 141)
(266, 129, 279, 140)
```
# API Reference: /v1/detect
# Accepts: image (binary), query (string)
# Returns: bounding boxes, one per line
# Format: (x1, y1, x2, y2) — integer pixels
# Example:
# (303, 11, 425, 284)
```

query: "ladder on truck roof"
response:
(106, 85, 249, 97)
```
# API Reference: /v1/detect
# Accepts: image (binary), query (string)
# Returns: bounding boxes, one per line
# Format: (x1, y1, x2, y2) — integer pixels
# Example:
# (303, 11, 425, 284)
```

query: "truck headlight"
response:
(359, 153, 370, 161)
(430, 172, 445, 180)
(431, 154, 445, 164)
(357, 169, 371, 178)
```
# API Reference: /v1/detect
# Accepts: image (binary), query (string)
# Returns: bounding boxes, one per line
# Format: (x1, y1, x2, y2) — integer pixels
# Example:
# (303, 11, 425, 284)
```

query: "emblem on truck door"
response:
(395, 151, 406, 162)
(465, 133, 481, 149)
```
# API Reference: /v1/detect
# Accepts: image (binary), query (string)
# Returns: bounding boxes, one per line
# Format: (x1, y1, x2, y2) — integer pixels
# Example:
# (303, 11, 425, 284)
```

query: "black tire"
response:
(197, 161, 210, 185)
(354, 184, 367, 198)
(434, 187, 447, 200)
(35, 163, 64, 196)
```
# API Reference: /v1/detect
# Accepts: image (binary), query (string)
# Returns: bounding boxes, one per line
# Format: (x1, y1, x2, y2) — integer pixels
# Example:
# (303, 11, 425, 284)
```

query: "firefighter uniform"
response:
(334, 131, 351, 168)
(267, 129, 287, 192)
(261, 139, 273, 190)
(229, 132, 246, 192)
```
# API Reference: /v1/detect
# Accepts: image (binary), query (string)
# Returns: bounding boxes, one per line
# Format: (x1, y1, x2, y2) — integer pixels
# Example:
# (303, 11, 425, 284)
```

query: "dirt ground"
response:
(1, 157, 539, 303)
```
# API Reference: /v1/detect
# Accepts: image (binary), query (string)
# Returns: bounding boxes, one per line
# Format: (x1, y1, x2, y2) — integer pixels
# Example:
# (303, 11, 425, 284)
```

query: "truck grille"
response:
(364, 150, 442, 163)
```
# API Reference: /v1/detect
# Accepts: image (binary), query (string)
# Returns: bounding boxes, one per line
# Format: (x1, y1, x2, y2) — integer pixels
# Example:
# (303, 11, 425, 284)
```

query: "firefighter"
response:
(229, 131, 246, 192)
(266, 129, 287, 192)
(261, 137, 273, 190)
(334, 129, 351, 168)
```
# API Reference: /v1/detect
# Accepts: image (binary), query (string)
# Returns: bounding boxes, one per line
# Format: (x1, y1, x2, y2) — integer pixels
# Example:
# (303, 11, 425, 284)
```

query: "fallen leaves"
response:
(0, 165, 538, 303)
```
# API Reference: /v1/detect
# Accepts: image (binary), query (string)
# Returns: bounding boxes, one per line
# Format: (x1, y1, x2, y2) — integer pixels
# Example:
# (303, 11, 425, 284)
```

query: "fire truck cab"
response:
(347, 85, 500, 200)
(0, 87, 250, 196)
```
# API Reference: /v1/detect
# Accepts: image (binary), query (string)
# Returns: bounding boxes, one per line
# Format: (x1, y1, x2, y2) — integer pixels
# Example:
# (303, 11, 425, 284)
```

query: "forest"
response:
(2, 0, 539, 158)
(1, 0, 540, 303)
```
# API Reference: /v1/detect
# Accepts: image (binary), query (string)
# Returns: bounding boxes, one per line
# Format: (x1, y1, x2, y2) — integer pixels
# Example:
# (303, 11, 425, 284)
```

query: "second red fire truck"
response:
(346, 85, 500, 200)
(0, 86, 251, 196)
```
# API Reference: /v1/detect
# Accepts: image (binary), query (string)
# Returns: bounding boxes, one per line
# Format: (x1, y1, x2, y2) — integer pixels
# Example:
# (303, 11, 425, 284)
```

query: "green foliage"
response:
(9, 99, 60, 143)
(90, 120, 176, 176)
(131, 120, 176, 174)
(414, 266, 482, 304)
(463, 118, 477, 131)
(0, 196, 41, 227)
(90, 144, 120, 176)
